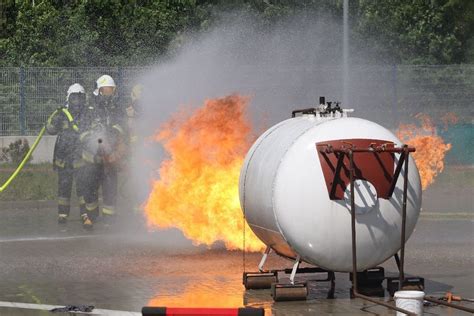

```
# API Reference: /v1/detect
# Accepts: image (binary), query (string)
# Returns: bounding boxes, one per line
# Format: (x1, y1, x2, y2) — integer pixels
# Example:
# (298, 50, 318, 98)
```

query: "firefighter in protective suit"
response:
(126, 84, 142, 144)
(79, 75, 126, 229)
(46, 83, 87, 224)
(125, 84, 144, 213)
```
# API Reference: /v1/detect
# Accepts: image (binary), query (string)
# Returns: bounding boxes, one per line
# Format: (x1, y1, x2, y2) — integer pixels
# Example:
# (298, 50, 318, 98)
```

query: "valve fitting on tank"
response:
(291, 96, 353, 119)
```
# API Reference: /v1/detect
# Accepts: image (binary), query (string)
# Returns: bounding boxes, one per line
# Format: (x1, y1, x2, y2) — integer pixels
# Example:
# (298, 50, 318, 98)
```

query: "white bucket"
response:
(394, 290, 425, 315)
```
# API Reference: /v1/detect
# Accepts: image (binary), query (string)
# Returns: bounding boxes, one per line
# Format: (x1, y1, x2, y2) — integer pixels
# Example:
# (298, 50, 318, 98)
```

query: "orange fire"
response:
(397, 113, 452, 190)
(148, 283, 244, 308)
(441, 112, 459, 131)
(144, 95, 265, 252)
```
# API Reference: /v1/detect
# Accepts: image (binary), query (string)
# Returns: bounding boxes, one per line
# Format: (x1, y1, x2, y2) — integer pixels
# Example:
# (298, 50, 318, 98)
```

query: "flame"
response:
(148, 283, 243, 308)
(441, 112, 459, 131)
(397, 113, 452, 190)
(144, 95, 265, 252)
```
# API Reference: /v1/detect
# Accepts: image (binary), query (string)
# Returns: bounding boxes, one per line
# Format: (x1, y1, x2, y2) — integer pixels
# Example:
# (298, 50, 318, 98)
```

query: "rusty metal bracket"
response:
(316, 139, 415, 200)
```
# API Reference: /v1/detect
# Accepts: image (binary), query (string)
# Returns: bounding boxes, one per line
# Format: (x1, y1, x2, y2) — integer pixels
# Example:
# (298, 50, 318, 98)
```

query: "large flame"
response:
(397, 113, 452, 190)
(144, 95, 264, 251)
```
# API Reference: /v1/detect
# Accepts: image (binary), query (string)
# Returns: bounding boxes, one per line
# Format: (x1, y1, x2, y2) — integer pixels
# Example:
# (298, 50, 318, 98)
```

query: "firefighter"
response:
(79, 75, 126, 229)
(46, 83, 87, 224)
(125, 84, 144, 213)
(126, 84, 142, 145)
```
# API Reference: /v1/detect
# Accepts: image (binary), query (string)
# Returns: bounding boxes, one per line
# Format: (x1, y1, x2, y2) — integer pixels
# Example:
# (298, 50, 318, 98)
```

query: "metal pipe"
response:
(349, 150, 357, 293)
(394, 253, 401, 272)
(388, 150, 406, 197)
(331, 147, 415, 154)
(424, 296, 474, 313)
(19, 66, 26, 136)
(400, 148, 409, 285)
(289, 255, 301, 285)
(258, 246, 271, 272)
(330, 152, 345, 198)
(291, 108, 317, 117)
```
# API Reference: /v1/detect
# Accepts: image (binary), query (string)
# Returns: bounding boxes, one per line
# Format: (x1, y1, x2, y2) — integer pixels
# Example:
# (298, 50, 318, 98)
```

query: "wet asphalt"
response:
(0, 167, 473, 316)
(0, 199, 472, 316)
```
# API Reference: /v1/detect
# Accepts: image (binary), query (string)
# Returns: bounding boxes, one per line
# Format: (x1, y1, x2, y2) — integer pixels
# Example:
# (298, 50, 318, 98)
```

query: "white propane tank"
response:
(239, 112, 422, 272)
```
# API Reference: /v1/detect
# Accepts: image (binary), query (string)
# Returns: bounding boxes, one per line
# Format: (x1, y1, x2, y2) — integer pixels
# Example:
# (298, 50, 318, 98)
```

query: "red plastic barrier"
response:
(142, 307, 264, 316)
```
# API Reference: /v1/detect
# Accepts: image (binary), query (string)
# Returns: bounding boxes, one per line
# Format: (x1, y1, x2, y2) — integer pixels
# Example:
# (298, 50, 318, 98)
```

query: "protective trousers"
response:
(79, 164, 100, 220)
(101, 164, 118, 216)
(80, 163, 118, 220)
(57, 164, 86, 217)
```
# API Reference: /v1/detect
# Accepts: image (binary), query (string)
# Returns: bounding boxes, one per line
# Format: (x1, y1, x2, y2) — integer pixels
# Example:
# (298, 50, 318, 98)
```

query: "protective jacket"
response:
(79, 95, 127, 165)
(46, 107, 83, 169)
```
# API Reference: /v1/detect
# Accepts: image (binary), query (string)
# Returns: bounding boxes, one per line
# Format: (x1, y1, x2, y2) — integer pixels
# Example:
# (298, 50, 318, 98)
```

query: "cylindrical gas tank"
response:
(239, 115, 422, 272)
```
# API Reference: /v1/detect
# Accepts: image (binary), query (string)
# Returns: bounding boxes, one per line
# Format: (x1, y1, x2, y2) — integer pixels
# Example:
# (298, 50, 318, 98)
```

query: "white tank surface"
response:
(239, 114, 422, 272)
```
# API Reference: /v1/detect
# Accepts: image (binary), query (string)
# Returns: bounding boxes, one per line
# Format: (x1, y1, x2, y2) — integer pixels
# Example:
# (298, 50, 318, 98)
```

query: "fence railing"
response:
(0, 67, 144, 136)
(0, 65, 473, 136)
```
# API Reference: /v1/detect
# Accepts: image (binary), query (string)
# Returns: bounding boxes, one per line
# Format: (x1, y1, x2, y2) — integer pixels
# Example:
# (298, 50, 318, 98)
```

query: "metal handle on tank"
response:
(291, 108, 317, 117)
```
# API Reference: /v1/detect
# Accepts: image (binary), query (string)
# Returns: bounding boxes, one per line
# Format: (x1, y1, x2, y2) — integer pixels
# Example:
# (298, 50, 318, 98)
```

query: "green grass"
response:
(0, 163, 57, 201)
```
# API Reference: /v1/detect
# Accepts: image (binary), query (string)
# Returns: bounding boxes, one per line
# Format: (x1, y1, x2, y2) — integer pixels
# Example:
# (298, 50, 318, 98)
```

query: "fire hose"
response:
(0, 110, 55, 192)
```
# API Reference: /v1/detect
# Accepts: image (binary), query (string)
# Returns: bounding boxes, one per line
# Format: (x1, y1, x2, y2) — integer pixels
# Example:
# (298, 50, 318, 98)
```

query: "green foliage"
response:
(1, 138, 31, 163)
(354, 0, 473, 64)
(0, 0, 472, 66)
(1, 0, 200, 66)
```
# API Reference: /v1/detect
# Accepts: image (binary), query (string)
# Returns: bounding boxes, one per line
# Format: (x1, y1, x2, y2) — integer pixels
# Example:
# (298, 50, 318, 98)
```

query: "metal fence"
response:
(0, 67, 144, 136)
(0, 65, 473, 136)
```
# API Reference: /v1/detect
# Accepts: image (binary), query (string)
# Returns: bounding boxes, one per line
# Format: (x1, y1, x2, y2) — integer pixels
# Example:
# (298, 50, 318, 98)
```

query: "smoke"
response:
(138, 13, 347, 132)
(125, 10, 469, 241)
(127, 11, 385, 215)
(102, 8, 474, 258)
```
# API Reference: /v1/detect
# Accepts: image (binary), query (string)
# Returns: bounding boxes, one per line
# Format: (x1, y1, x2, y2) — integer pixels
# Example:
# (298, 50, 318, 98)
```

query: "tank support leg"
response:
(393, 253, 401, 272)
(289, 255, 301, 285)
(258, 246, 271, 272)
(328, 271, 335, 299)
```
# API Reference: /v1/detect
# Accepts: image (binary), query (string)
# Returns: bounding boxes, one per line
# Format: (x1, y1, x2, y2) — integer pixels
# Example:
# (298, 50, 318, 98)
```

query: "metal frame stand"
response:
(345, 146, 416, 315)
(341, 145, 473, 314)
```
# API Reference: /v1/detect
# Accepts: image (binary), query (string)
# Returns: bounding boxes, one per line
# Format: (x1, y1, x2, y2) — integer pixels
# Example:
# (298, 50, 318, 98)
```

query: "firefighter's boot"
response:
(58, 214, 68, 224)
(102, 206, 116, 226)
(81, 214, 93, 230)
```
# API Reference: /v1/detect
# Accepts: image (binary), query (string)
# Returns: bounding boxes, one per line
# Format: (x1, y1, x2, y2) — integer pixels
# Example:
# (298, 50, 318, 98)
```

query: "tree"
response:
(0, 0, 472, 66)
(354, 0, 473, 64)
(1, 0, 201, 66)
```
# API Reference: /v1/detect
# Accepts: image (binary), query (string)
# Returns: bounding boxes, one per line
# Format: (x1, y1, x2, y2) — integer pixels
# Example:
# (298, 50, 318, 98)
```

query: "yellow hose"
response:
(0, 126, 46, 193)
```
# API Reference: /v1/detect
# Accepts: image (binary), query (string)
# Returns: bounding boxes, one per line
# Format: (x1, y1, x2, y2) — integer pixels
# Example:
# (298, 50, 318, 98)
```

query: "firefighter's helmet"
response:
(131, 84, 143, 102)
(67, 83, 85, 100)
(93, 75, 116, 96)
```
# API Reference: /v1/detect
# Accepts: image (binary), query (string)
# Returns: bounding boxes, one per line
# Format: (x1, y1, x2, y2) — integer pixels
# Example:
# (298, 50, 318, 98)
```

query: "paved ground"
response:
(0, 168, 473, 315)
(0, 198, 472, 315)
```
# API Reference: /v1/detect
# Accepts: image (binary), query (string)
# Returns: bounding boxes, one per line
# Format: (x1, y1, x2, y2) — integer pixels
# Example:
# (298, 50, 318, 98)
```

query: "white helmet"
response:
(93, 74, 116, 96)
(67, 83, 85, 100)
